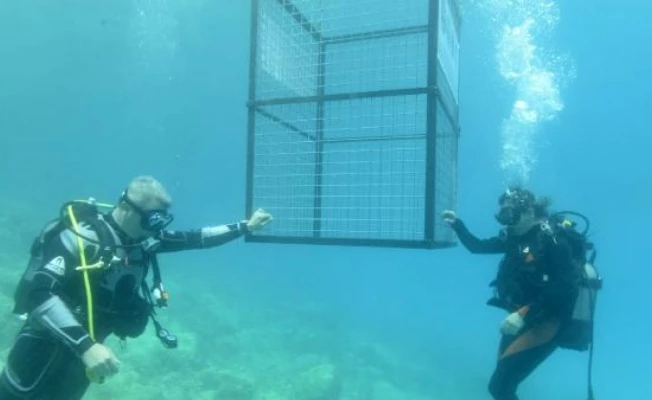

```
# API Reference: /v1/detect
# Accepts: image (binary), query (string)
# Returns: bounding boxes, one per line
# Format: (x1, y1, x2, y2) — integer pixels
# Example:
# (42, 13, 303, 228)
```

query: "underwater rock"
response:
(0, 257, 21, 298)
(212, 334, 241, 362)
(294, 363, 342, 400)
(0, 292, 21, 350)
(257, 390, 286, 400)
(371, 380, 406, 400)
(200, 369, 255, 400)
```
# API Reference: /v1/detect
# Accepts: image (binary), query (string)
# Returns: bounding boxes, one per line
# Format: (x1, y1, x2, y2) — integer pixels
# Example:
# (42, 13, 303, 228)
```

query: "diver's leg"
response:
(488, 335, 558, 400)
(0, 372, 25, 400)
(43, 330, 115, 400)
(0, 328, 61, 400)
(44, 355, 90, 400)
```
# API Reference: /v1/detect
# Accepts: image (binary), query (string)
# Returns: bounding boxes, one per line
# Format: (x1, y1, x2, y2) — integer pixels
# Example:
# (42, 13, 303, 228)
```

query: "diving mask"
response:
(495, 204, 522, 226)
(494, 188, 534, 226)
(120, 190, 174, 231)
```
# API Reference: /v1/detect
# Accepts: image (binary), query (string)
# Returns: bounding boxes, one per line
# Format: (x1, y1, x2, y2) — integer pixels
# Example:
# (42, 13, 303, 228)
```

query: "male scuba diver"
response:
(442, 187, 599, 400)
(0, 175, 273, 400)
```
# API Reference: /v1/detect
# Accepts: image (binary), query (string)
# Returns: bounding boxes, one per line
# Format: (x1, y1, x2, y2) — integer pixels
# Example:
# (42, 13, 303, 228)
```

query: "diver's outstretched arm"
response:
(442, 210, 506, 254)
(154, 208, 273, 253)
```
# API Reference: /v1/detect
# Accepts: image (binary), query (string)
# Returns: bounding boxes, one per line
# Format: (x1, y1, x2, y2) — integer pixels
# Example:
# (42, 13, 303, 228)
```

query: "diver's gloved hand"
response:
(442, 210, 457, 224)
(82, 343, 120, 382)
(500, 311, 525, 336)
(246, 208, 273, 231)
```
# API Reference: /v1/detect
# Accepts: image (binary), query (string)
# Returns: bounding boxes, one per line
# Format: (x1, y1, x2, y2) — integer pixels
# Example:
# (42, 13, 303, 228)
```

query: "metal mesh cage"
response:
(245, 0, 461, 248)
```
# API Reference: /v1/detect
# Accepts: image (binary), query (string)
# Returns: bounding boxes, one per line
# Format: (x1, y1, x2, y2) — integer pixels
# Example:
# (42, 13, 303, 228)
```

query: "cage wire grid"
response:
(245, 0, 461, 248)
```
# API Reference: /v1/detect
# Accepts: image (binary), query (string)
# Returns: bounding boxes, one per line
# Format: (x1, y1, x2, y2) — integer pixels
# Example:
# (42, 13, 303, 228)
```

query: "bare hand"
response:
(246, 208, 273, 231)
(82, 343, 120, 382)
(442, 210, 457, 224)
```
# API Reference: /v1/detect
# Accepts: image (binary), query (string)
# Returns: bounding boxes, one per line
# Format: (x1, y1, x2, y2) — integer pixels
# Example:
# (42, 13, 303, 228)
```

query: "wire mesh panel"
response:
(245, 0, 461, 248)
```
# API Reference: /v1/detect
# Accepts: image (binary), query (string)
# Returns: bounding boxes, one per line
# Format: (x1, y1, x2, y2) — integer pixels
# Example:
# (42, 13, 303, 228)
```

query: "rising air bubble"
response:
(469, 0, 575, 184)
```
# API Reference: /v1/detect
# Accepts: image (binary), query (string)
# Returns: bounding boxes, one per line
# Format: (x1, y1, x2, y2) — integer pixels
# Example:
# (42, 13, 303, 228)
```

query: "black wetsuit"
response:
(0, 213, 250, 400)
(450, 219, 580, 400)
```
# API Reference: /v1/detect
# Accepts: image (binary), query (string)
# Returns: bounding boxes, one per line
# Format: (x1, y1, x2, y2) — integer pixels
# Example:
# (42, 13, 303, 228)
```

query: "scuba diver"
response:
(442, 187, 600, 400)
(0, 175, 273, 400)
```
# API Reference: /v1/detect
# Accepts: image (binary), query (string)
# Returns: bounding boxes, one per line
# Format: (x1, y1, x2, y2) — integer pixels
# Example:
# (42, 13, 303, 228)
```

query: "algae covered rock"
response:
(371, 380, 407, 400)
(214, 373, 254, 400)
(294, 363, 342, 400)
(198, 368, 255, 400)
(0, 292, 21, 351)
(257, 390, 286, 400)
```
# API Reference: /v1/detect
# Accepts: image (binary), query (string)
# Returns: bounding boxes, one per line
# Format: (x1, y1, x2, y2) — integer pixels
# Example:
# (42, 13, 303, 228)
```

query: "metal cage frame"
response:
(244, 0, 461, 249)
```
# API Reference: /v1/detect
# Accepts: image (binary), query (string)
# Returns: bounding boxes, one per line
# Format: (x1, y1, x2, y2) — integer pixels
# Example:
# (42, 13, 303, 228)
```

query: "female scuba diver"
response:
(442, 187, 583, 400)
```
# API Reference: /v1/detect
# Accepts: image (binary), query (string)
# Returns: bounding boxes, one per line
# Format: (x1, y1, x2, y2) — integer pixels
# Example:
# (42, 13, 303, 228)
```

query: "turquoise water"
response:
(1, 1, 651, 399)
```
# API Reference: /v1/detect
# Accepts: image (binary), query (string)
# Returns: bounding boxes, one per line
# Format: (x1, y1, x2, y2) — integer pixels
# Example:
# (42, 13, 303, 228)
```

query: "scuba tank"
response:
(566, 257, 602, 351)
(549, 211, 602, 352)
(549, 211, 601, 400)
(572, 260, 601, 323)
(573, 256, 602, 400)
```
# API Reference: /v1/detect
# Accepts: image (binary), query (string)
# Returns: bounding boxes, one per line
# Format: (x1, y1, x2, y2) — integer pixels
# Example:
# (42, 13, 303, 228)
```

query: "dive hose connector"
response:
(153, 318, 178, 349)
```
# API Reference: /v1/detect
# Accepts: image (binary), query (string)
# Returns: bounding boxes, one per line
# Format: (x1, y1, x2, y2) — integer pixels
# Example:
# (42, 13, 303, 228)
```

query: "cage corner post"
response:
(424, 0, 441, 248)
(244, 0, 260, 242)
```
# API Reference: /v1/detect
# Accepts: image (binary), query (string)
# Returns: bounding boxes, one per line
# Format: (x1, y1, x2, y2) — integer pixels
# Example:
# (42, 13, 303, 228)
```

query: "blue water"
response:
(1, 1, 651, 399)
